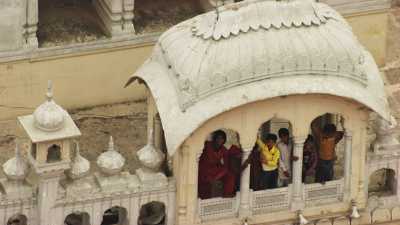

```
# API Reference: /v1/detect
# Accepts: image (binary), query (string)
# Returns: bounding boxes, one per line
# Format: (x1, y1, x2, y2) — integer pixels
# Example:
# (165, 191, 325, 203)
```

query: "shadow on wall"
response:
(369, 168, 397, 197)
(100, 206, 128, 225)
(64, 212, 90, 225)
(7, 214, 27, 225)
(138, 201, 166, 225)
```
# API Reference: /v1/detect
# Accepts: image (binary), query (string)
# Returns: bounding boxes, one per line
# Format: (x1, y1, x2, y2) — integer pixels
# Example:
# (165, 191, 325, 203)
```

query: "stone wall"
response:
(0, 0, 25, 51)
(0, 100, 148, 177)
(384, 5, 400, 122)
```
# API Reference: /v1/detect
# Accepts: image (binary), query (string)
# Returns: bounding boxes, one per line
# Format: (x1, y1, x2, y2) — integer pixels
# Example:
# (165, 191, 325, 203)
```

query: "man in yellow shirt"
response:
(257, 133, 280, 189)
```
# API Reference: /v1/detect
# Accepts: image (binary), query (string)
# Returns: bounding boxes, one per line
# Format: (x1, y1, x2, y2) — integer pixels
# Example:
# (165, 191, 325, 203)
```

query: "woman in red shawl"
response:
(198, 130, 241, 199)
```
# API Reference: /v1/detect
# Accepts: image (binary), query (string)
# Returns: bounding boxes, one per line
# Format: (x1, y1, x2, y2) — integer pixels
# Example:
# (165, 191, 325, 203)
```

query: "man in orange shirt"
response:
(312, 123, 343, 184)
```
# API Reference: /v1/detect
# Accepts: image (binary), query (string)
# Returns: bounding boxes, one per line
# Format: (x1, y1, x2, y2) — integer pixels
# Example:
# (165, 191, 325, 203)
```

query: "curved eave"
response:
(126, 51, 390, 156)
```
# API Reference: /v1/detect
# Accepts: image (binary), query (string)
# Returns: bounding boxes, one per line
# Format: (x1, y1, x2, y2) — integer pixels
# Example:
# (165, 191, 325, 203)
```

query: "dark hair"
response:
(323, 123, 337, 134)
(265, 133, 278, 142)
(212, 130, 227, 143)
(278, 128, 289, 138)
(305, 134, 314, 143)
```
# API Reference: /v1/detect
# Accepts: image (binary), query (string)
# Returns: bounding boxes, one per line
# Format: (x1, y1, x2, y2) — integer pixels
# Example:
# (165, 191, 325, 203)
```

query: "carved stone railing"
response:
(198, 195, 239, 221)
(304, 179, 344, 207)
(250, 187, 290, 215)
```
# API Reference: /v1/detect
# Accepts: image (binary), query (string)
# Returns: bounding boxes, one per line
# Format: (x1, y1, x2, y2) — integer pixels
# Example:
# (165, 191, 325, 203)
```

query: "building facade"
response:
(0, 0, 399, 225)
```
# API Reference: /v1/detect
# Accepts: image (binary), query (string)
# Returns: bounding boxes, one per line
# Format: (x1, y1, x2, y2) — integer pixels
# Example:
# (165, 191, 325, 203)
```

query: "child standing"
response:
(257, 133, 280, 189)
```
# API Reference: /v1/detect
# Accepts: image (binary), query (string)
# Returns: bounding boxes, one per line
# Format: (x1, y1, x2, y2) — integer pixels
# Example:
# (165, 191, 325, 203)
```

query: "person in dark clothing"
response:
(241, 144, 263, 191)
(302, 135, 318, 183)
(198, 130, 241, 199)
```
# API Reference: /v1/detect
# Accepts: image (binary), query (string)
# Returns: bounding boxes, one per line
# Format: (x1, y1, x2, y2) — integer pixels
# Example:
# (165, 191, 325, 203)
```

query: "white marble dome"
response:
(127, 0, 391, 155)
(69, 142, 90, 179)
(33, 82, 66, 132)
(3, 144, 29, 180)
(97, 136, 125, 175)
(137, 129, 165, 172)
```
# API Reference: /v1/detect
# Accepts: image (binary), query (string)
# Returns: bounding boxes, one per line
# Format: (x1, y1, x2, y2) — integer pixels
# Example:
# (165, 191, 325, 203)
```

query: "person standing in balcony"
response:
(257, 133, 280, 189)
(198, 130, 239, 199)
(276, 128, 298, 187)
(312, 123, 344, 184)
(302, 135, 318, 183)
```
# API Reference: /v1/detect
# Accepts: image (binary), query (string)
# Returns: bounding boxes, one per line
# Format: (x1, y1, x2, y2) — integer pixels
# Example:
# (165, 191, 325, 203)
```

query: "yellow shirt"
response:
(257, 138, 280, 171)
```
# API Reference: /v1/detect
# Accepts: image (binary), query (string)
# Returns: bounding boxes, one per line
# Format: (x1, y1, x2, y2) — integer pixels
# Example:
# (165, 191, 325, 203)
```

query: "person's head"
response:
(264, 133, 278, 149)
(278, 128, 290, 144)
(212, 130, 227, 149)
(323, 123, 337, 135)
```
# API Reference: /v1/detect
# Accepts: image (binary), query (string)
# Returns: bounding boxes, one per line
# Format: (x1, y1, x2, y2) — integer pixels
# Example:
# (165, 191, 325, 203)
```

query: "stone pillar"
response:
(397, 159, 400, 201)
(154, 114, 162, 150)
(344, 130, 352, 201)
(239, 148, 252, 218)
(167, 181, 176, 225)
(26, 0, 39, 48)
(178, 146, 190, 218)
(123, 0, 135, 33)
(291, 136, 306, 211)
(94, 0, 135, 37)
(38, 172, 63, 225)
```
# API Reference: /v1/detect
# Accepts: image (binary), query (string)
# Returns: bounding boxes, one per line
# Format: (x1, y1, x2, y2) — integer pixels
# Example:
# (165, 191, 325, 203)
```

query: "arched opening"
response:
(100, 206, 128, 225)
(37, 0, 106, 47)
(64, 212, 90, 225)
(47, 144, 62, 163)
(138, 201, 166, 225)
(308, 113, 345, 184)
(198, 129, 242, 199)
(31, 143, 37, 159)
(369, 168, 397, 197)
(133, 0, 202, 34)
(246, 118, 293, 191)
(7, 214, 27, 225)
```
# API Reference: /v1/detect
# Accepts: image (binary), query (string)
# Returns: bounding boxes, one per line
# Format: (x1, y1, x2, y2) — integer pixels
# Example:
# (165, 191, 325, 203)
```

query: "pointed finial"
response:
(350, 199, 360, 219)
(15, 140, 21, 158)
(108, 136, 115, 151)
(74, 140, 81, 157)
(46, 80, 53, 101)
(148, 128, 155, 146)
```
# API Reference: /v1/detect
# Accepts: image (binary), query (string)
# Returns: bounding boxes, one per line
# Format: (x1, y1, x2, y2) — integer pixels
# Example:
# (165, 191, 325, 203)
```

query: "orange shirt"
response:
(319, 136, 336, 160)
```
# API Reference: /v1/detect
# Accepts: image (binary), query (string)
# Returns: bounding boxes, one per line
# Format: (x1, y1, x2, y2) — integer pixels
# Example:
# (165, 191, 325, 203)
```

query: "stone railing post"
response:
(291, 136, 306, 211)
(344, 130, 352, 201)
(239, 148, 252, 218)
(178, 146, 190, 217)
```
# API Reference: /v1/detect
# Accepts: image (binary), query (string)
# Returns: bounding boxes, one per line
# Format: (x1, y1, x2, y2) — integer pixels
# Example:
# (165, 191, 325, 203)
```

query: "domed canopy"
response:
(69, 142, 90, 179)
(33, 92, 66, 132)
(18, 81, 81, 143)
(97, 136, 125, 175)
(126, 0, 391, 155)
(3, 143, 29, 180)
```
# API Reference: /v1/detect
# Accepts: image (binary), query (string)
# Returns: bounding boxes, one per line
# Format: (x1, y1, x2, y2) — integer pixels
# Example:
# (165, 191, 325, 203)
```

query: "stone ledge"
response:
(322, 0, 391, 16)
(0, 32, 160, 64)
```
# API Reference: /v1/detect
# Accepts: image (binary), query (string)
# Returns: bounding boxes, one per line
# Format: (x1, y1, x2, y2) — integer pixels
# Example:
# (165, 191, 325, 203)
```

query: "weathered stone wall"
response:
(0, 0, 25, 51)
(383, 5, 400, 121)
(0, 101, 148, 177)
